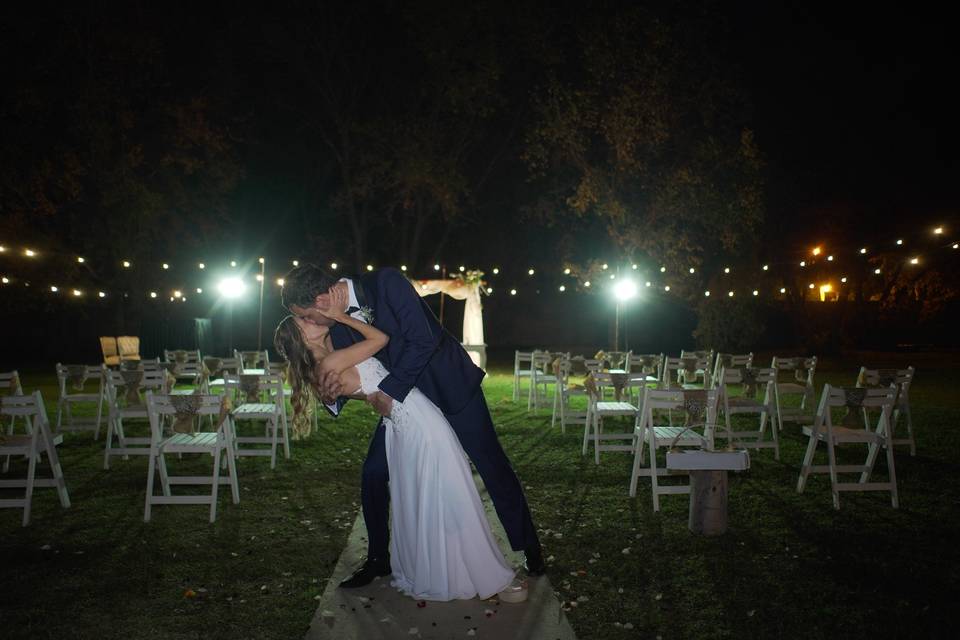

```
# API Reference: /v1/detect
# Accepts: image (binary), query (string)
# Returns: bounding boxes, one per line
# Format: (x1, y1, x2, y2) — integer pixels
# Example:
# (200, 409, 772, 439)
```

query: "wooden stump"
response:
(688, 469, 728, 536)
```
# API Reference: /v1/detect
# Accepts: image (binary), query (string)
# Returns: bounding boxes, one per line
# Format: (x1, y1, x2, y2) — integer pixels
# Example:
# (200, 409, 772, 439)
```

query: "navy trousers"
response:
(360, 386, 540, 561)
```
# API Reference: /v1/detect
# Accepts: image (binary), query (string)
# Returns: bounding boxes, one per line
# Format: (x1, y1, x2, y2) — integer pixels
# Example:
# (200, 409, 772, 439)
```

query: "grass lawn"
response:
(1, 352, 958, 639)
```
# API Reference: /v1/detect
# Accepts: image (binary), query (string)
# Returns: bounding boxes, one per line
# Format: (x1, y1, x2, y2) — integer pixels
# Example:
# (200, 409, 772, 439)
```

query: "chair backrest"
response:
(0, 390, 49, 423)
(117, 336, 141, 361)
(100, 337, 120, 365)
(814, 384, 896, 431)
(55, 363, 105, 395)
(235, 349, 269, 370)
(105, 368, 167, 406)
(717, 366, 776, 400)
(712, 353, 753, 385)
(0, 370, 24, 395)
(224, 373, 284, 407)
(627, 353, 663, 378)
(145, 392, 230, 439)
(771, 356, 817, 385)
(857, 366, 915, 404)
(662, 355, 712, 389)
(164, 349, 201, 364)
(639, 387, 719, 440)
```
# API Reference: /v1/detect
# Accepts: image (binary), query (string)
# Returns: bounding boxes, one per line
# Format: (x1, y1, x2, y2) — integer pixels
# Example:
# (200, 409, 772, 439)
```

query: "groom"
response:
(282, 264, 544, 587)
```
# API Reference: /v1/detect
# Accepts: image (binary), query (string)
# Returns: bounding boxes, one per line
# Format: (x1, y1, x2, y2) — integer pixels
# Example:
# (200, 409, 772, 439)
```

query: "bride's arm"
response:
(319, 303, 389, 376)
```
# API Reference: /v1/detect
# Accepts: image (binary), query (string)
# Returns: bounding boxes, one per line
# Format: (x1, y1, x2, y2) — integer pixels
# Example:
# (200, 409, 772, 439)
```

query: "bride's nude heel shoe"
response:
(498, 578, 529, 603)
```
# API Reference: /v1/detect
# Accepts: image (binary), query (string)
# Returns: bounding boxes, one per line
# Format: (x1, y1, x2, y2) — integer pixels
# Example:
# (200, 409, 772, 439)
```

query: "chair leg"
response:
(144, 449, 158, 522)
(226, 428, 240, 504)
(825, 434, 841, 510)
(103, 417, 117, 469)
(885, 431, 899, 508)
(629, 431, 644, 498)
(94, 392, 104, 441)
(39, 422, 70, 508)
(581, 407, 592, 456)
(594, 416, 601, 465)
(270, 418, 278, 469)
(796, 429, 819, 493)
(210, 442, 222, 523)
(649, 436, 661, 512)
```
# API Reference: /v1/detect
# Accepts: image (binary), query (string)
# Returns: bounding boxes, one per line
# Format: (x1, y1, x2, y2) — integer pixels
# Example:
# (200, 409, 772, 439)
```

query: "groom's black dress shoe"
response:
(339, 557, 391, 588)
(523, 544, 546, 576)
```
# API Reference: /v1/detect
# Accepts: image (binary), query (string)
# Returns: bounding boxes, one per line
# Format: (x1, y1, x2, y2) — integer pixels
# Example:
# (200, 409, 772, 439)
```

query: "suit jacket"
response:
(328, 268, 485, 416)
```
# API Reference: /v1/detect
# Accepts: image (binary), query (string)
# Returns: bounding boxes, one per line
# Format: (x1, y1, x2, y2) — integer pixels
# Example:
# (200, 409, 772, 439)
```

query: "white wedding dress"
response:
(355, 357, 515, 601)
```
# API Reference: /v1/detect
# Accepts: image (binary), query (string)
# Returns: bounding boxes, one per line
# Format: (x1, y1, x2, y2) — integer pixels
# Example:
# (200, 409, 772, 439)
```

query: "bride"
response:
(274, 287, 525, 602)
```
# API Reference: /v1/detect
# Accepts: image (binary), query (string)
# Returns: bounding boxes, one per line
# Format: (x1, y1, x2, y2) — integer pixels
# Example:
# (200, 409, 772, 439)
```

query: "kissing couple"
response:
(273, 264, 544, 602)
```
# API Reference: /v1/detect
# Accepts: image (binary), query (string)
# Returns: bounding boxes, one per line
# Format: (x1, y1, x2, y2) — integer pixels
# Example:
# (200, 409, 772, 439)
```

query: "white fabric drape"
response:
(410, 279, 484, 346)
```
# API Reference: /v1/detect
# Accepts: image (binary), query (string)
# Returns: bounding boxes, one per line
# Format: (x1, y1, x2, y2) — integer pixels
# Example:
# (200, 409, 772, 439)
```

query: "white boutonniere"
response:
(359, 306, 375, 324)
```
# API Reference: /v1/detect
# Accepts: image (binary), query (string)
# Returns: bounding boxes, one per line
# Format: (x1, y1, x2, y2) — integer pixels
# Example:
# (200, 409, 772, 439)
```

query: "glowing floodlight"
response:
(218, 277, 246, 299)
(613, 279, 637, 301)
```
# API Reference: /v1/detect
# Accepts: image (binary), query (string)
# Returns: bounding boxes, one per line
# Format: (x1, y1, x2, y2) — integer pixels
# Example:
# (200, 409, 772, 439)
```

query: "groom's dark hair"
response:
(281, 263, 339, 310)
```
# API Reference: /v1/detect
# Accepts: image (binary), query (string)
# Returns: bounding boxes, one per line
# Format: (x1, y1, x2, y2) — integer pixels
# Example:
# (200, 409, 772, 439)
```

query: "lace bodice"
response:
(356, 357, 390, 395)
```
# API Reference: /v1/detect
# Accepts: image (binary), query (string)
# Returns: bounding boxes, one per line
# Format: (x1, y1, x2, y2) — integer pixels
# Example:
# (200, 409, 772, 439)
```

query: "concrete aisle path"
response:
(305, 477, 577, 640)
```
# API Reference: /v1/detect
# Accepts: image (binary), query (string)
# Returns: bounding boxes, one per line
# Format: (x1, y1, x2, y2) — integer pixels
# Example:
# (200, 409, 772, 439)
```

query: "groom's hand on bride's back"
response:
(367, 391, 393, 417)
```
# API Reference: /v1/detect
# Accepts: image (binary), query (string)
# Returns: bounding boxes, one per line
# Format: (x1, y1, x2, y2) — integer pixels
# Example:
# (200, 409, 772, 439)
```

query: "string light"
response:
(77, 257, 85, 263)
(645, 281, 651, 287)
(724, 267, 730, 274)
(528, 268, 535, 275)
(609, 274, 616, 279)
(1, 277, 8, 284)
(292, 260, 299, 266)
(434, 264, 440, 271)
(558, 285, 566, 292)
(564, 268, 571, 275)
(459, 265, 465, 272)
(123, 260, 131, 268)
(173, 290, 182, 298)
(659, 266, 666, 273)
(602, 263, 608, 270)
(584, 281, 591, 287)
(98, 291, 106, 298)
(330, 262, 338, 270)
(808, 283, 815, 289)
(860, 248, 868, 254)
(689, 267, 695, 274)
(400, 265, 407, 272)
(896, 239, 903, 245)
(196, 287, 203, 293)
(255, 274, 264, 282)
(162, 263, 169, 270)
(934, 227, 944, 235)
(812, 246, 822, 256)
(875, 268, 882, 274)
(258, 257, 265, 264)
(50, 285, 58, 292)
(492, 267, 499, 274)
(664, 285, 670, 291)
(510, 288, 517, 295)
(841, 277, 847, 283)
(198, 262, 205, 269)
(800, 261, 806, 267)
(753, 290, 759, 296)
(149, 291, 157, 298)
(366, 264, 374, 271)
(780, 287, 786, 293)
(704, 290, 710, 296)
(487, 287, 493, 294)
(24, 249, 36, 257)
(0, 245, 6, 252)
(230, 260, 237, 267)
(762, 265, 769, 271)
(909, 257, 919, 265)
(631, 264, 638, 270)
(826, 255, 833, 261)
(953, 244, 959, 250)
(728, 291, 734, 297)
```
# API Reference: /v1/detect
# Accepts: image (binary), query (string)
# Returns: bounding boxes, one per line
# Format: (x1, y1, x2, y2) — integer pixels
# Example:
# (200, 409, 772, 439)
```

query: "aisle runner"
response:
(305, 476, 577, 640)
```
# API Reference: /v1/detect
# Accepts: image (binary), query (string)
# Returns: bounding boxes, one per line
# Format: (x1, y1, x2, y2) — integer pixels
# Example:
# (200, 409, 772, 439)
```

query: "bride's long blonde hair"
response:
(273, 315, 325, 438)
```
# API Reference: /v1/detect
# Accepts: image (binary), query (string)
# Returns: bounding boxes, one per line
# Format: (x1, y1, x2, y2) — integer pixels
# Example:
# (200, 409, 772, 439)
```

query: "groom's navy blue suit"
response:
(327, 268, 539, 560)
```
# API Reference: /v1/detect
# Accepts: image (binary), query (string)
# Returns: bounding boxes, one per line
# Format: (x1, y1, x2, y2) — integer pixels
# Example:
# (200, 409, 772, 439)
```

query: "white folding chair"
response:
(796, 385, 899, 509)
(0, 391, 70, 526)
(629, 387, 719, 511)
(54, 363, 106, 438)
(144, 392, 239, 523)
(857, 366, 916, 456)
(771, 356, 817, 429)
(582, 372, 643, 464)
(163, 349, 203, 387)
(624, 353, 663, 403)
(528, 351, 563, 411)
(551, 358, 589, 433)
(103, 368, 167, 469)
(711, 353, 753, 388)
(226, 373, 290, 469)
(1, 371, 32, 472)
(663, 355, 713, 390)
(513, 350, 535, 402)
(716, 366, 779, 460)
